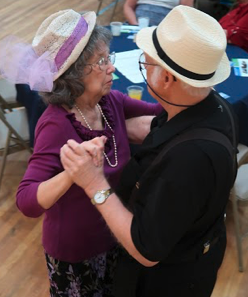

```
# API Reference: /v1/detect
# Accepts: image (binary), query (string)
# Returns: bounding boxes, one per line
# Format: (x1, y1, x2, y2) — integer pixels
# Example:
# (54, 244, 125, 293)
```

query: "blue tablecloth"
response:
(111, 34, 248, 146)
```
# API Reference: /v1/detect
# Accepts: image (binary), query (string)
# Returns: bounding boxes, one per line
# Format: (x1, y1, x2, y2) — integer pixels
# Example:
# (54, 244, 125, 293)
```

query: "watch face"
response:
(94, 192, 106, 204)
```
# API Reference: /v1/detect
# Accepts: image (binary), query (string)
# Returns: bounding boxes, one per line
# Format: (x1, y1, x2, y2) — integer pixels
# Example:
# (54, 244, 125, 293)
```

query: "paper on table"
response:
(219, 92, 230, 99)
(232, 58, 248, 77)
(121, 25, 140, 31)
(115, 49, 146, 83)
(112, 73, 119, 80)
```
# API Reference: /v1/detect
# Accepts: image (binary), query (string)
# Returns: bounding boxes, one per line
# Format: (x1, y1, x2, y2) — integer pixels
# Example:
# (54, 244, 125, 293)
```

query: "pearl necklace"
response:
(74, 103, 118, 168)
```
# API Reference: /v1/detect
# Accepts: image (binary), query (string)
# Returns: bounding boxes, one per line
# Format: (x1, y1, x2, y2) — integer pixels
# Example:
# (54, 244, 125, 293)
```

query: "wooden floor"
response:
(1, 153, 248, 297)
(0, 0, 126, 42)
(0, 0, 248, 296)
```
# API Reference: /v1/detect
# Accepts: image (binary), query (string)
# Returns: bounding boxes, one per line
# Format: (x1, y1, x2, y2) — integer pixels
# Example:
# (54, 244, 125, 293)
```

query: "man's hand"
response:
(60, 136, 108, 194)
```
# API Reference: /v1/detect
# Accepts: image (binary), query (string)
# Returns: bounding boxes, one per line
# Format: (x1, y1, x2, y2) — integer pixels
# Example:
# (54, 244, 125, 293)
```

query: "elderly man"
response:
(61, 5, 238, 297)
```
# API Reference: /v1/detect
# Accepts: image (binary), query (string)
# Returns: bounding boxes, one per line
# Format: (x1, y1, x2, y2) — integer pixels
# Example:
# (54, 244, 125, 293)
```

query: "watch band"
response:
(91, 188, 114, 205)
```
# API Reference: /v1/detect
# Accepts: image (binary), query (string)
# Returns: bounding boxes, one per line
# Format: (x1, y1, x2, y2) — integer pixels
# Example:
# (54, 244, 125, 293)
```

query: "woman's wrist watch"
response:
(91, 188, 114, 205)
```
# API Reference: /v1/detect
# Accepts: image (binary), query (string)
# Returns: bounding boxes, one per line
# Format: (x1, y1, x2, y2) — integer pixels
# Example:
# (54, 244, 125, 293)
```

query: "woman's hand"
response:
(60, 136, 108, 193)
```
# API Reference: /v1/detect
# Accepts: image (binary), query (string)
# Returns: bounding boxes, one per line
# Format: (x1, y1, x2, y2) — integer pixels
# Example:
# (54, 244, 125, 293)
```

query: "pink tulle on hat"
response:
(0, 9, 96, 92)
(0, 35, 57, 92)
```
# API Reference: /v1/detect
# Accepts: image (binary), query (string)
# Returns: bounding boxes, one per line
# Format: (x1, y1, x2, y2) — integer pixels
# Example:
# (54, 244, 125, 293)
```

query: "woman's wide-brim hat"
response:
(32, 9, 96, 81)
(136, 5, 230, 87)
(0, 9, 96, 92)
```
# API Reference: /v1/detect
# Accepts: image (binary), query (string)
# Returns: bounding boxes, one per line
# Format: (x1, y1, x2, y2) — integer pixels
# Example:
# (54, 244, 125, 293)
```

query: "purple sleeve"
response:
(110, 90, 163, 119)
(16, 119, 68, 218)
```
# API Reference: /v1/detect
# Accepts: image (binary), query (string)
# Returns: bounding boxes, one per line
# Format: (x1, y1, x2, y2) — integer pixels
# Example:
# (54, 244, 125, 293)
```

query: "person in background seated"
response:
(15, 84, 46, 147)
(123, 0, 194, 26)
(219, 0, 248, 52)
(0, 9, 162, 297)
(61, 6, 238, 297)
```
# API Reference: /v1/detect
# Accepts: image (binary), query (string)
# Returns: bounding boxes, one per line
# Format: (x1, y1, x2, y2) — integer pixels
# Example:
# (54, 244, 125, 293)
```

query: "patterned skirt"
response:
(45, 246, 119, 297)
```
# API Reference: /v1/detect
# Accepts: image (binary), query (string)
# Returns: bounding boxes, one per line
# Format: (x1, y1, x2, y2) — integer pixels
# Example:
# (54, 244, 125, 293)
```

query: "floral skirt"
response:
(45, 246, 119, 297)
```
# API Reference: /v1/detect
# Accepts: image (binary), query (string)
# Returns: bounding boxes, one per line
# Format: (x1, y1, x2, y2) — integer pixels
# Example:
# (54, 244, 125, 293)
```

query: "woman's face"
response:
(82, 44, 115, 100)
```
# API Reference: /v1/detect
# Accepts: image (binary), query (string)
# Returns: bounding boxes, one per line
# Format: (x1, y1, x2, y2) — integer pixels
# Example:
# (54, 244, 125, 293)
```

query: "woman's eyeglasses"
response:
(86, 52, 116, 71)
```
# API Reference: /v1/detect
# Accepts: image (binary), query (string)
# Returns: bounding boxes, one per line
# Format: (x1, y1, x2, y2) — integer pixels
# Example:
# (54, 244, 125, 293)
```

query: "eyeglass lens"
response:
(139, 53, 146, 70)
(98, 52, 115, 70)
(108, 52, 115, 65)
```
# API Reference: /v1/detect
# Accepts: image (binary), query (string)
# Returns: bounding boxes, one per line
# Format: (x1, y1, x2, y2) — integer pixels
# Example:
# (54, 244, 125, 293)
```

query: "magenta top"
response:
(16, 90, 162, 263)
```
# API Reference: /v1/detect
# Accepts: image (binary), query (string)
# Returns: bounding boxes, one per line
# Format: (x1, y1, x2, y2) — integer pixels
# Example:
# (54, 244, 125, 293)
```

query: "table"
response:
(110, 33, 248, 146)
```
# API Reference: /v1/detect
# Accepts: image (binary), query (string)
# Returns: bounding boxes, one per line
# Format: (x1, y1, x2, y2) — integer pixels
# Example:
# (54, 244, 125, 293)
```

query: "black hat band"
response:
(152, 28, 215, 81)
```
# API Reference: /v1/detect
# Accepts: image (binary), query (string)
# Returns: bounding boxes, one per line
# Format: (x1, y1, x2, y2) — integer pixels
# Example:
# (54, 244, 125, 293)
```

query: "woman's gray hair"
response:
(40, 25, 112, 108)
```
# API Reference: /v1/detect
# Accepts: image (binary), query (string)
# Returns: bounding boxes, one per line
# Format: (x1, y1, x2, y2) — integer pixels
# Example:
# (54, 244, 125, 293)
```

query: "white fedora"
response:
(32, 9, 96, 80)
(136, 5, 230, 87)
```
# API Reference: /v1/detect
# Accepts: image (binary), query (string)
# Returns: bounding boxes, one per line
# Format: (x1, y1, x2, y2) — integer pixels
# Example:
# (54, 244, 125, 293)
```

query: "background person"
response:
(219, 0, 248, 52)
(0, 9, 162, 296)
(15, 84, 46, 147)
(61, 6, 238, 297)
(123, 0, 194, 26)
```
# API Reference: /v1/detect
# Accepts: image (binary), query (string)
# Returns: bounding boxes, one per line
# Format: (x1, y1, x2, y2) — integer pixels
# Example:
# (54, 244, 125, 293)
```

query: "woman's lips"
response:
(106, 80, 113, 85)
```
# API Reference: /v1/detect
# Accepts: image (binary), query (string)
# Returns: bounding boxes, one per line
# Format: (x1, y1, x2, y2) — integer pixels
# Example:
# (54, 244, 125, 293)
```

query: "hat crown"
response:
(31, 9, 96, 81)
(157, 5, 227, 75)
(32, 10, 81, 58)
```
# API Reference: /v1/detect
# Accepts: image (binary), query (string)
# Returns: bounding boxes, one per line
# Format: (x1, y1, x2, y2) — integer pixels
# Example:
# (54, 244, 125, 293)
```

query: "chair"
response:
(230, 143, 248, 272)
(0, 81, 33, 190)
(96, 0, 120, 22)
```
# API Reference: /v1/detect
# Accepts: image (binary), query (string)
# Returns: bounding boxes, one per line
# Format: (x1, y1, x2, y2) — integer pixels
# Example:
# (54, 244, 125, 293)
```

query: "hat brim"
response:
(136, 26, 230, 87)
(54, 11, 96, 80)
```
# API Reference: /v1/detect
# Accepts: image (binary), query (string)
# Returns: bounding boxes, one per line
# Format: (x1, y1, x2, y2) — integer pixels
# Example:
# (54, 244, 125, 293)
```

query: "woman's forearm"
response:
(37, 171, 73, 209)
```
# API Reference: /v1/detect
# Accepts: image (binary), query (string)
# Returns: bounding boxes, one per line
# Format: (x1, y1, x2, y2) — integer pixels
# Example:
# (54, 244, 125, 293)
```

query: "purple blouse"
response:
(16, 90, 162, 263)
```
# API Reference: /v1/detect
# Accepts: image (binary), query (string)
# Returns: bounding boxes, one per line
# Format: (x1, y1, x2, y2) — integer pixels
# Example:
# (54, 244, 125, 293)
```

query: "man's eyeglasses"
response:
(138, 53, 177, 81)
(138, 53, 158, 71)
(86, 52, 115, 71)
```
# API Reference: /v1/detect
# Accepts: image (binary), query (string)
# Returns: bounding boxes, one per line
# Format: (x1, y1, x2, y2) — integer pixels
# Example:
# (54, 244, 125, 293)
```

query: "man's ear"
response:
(163, 71, 172, 89)
(164, 72, 176, 84)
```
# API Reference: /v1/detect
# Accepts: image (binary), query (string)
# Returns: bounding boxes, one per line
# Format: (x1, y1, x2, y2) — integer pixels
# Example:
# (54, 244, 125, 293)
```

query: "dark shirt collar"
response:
(143, 90, 221, 148)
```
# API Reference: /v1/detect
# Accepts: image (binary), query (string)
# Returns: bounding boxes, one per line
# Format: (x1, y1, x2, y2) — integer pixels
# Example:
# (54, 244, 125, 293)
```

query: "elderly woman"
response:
(61, 6, 238, 297)
(0, 10, 162, 296)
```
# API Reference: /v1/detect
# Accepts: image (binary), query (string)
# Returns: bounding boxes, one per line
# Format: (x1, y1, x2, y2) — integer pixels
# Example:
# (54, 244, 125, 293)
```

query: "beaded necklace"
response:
(74, 103, 118, 167)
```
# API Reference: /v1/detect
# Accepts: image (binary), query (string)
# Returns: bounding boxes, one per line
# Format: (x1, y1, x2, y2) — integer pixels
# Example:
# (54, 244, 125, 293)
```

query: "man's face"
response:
(144, 54, 164, 92)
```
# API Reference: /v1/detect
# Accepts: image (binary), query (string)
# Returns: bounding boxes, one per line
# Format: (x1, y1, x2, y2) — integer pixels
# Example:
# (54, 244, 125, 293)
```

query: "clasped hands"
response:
(60, 136, 108, 194)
